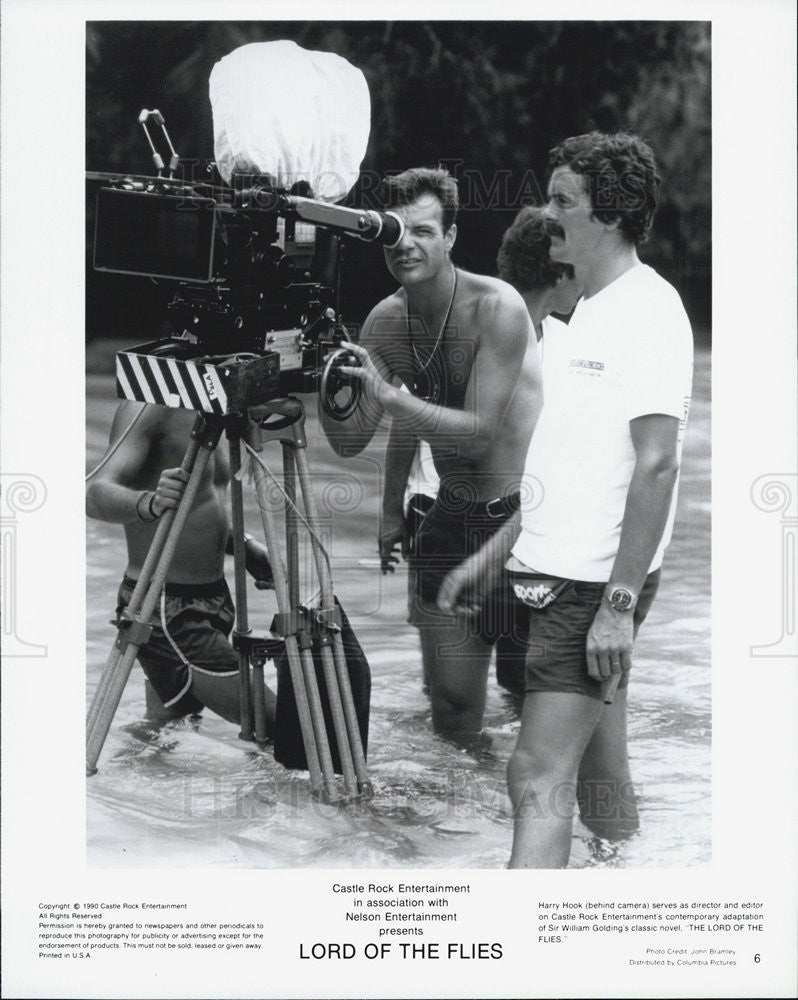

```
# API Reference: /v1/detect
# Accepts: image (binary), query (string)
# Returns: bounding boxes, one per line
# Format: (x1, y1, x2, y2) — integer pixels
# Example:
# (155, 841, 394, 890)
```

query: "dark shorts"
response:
(116, 576, 238, 715)
(408, 489, 520, 632)
(517, 568, 661, 700)
(404, 493, 436, 622)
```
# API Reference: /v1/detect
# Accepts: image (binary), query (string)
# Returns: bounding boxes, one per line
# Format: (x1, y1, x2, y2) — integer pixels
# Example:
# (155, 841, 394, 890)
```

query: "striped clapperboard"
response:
(115, 341, 282, 415)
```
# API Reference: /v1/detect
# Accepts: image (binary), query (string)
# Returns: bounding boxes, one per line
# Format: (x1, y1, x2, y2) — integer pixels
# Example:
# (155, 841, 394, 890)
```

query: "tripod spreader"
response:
(112, 612, 154, 653)
(232, 630, 285, 669)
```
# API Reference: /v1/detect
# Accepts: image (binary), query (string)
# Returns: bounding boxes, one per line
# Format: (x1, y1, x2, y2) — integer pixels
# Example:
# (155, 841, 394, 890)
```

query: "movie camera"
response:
(88, 110, 404, 417)
(86, 107, 381, 798)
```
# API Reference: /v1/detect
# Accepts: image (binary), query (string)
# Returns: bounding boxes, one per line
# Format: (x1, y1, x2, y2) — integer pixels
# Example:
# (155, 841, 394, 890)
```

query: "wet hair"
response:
(497, 206, 575, 291)
(379, 167, 459, 233)
(548, 131, 661, 245)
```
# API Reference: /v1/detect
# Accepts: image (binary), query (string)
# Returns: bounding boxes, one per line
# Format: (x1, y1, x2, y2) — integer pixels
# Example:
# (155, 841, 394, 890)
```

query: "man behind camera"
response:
(378, 204, 583, 700)
(320, 166, 543, 746)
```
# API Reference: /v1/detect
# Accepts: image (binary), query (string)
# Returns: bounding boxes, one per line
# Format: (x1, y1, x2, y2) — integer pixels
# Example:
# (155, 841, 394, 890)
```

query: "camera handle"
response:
(137, 108, 179, 178)
(319, 347, 362, 421)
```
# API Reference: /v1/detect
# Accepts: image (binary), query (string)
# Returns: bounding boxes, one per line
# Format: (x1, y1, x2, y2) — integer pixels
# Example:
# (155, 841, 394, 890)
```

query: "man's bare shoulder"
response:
(458, 270, 528, 316)
(109, 400, 154, 439)
(362, 288, 407, 340)
(368, 288, 405, 318)
(456, 271, 531, 351)
(110, 401, 194, 446)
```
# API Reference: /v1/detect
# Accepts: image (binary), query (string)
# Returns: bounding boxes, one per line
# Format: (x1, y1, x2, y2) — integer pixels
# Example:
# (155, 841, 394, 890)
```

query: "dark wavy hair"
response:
(497, 206, 574, 292)
(548, 131, 661, 246)
(379, 167, 459, 233)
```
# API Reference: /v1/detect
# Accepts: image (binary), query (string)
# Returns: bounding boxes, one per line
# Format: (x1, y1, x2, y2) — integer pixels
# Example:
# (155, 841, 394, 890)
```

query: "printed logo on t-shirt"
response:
(568, 358, 605, 377)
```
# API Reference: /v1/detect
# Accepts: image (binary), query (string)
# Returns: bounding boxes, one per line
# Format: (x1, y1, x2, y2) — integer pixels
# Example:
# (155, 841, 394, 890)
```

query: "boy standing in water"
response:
(87, 402, 276, 729)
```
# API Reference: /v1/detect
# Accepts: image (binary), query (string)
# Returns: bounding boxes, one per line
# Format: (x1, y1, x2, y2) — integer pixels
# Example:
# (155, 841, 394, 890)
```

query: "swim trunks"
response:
(404, 492, 436, 623)
(115, 576, 238, 715)
(519, 568, 661, 699)
(408, 487, 521, 630)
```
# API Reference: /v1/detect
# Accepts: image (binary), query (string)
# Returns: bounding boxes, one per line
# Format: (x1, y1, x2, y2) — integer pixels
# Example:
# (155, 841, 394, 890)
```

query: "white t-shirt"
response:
(539, 313, 568, 357)
(403, 438, 440, 513)
(512, 263, 694, 581)
(396, 383, 440, 513)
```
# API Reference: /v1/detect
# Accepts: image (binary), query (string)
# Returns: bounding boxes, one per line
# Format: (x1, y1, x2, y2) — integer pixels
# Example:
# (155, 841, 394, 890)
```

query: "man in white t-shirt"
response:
(439, 132, 693, 867)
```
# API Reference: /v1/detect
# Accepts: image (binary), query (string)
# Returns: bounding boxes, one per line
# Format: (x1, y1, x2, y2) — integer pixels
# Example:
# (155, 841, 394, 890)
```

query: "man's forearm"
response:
(382, 385, 492, 461)
(437, 510, 521, 613)
(86, 481, 153, 524)
(474, 509, 522, 579)
(610, 462, 678, 591)
(383, 421, 418, 517)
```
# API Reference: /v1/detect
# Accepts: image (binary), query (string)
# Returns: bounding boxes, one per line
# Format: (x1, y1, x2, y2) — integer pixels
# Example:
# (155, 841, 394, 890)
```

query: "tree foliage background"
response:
(86, 20, 710, 342)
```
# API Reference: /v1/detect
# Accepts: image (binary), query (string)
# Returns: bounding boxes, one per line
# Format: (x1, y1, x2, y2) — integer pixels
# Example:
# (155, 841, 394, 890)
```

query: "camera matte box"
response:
(116, 341, 281, 414)
(94, 188, 217, 282)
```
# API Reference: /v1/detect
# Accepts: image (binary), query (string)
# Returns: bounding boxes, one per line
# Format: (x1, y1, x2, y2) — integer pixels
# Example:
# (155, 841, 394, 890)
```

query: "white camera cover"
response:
(209, 40, 371, 202)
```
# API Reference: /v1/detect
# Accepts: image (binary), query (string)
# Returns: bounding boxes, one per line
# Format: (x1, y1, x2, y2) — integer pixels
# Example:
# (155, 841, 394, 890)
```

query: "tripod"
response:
(85, 398, 371, 803)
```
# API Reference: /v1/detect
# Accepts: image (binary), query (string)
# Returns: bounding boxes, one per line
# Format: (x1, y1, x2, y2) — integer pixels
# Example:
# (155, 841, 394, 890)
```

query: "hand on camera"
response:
(339, 341, 393, 407)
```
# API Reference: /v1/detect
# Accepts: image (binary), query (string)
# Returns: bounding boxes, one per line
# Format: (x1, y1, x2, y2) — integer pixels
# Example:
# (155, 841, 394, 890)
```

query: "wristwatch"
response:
(605, 585, 637, 613)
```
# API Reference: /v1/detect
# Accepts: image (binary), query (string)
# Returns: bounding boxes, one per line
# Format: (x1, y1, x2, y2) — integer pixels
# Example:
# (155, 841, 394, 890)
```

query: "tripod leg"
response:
(228, 436, 256, 742)
(329, 630, 373, 796)
(315, 637, 359, 797)
(295, 638, 338, 802)
(86, 420, 219, 774)
(250, 661, 270, 746)
(248, 454, 337, 801)
(294, 446, 370, 796)
(277, 444, 313, 761)
(87, 438, 202, 740)
(86, 435, 202, 750)
(283, 443, 300, 610)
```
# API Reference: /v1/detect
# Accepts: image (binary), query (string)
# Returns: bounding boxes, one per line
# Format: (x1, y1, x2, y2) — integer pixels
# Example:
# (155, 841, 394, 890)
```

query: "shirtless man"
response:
(86, 402, 276, 729)
(379, 205, 582, 699)
(320, 166, 542, 744)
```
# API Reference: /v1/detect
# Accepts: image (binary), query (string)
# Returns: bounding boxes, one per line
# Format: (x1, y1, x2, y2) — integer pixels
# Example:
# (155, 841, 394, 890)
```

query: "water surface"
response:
(86, 348, 711, 869)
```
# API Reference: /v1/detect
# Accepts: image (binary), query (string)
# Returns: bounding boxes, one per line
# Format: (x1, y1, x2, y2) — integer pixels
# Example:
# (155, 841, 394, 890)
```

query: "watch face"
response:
(609, 588, 634, 612)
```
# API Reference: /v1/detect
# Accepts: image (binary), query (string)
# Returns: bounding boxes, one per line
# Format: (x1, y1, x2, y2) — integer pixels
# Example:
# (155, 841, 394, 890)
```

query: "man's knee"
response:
(428, 678, 476, 716)
(507, 748, 578, 826)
